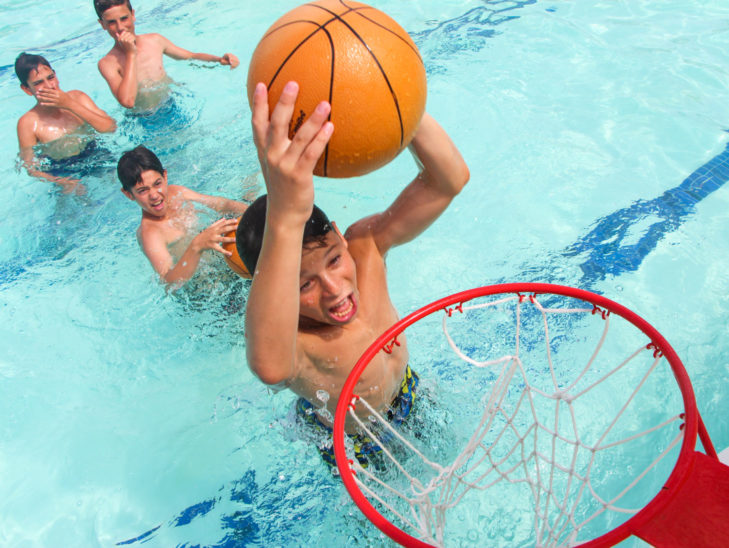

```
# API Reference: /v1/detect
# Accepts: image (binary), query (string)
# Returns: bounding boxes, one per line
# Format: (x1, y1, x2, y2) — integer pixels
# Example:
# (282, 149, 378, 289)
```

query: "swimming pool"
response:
(1, 0, 728, 546)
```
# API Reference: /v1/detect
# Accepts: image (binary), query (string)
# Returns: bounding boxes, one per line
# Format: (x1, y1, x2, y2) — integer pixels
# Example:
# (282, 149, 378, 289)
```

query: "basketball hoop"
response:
(333, 283, 729, 547)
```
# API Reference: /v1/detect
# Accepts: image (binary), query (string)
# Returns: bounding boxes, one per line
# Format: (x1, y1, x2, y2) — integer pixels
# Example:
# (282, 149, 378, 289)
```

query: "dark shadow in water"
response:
(557, 140, 729, 289)
(411, 0, 538, 75)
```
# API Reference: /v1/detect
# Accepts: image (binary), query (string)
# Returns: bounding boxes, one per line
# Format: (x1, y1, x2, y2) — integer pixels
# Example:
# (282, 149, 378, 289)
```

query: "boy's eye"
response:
(300, 280, 312, 292)
(329, 255, 341, 267)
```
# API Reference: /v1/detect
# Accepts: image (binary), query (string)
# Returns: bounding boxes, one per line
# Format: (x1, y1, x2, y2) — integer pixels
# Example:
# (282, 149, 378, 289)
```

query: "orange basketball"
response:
(222, 220, 251, 279)
(247, 0, 427, 178)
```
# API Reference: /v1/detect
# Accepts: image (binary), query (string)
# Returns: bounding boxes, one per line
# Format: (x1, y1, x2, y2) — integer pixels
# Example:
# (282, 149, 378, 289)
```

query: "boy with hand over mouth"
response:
(95, 0, 239, 110)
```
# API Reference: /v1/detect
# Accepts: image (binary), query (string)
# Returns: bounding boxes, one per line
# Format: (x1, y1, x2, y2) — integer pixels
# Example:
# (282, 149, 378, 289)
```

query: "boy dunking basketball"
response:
(237, 81, 469, 466)
(94, 0, 239, 110)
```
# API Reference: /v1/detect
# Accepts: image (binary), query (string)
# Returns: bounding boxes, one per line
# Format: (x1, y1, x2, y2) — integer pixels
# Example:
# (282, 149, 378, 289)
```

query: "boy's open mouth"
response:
(328, 294, 356, 322)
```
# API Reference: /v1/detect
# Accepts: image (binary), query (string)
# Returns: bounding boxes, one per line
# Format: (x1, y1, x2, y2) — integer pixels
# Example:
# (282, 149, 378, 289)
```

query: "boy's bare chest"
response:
(35, 110, 85, 144)
(134, 38, 167, 82)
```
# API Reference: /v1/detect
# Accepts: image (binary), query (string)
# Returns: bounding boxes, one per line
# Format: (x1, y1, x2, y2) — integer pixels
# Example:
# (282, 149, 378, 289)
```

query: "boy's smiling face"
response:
(122, 169, 169, 217)
(99, 4, 136, 40)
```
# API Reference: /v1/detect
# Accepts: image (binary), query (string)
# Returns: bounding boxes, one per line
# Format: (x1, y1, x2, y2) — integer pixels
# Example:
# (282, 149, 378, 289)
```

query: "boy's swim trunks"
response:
(296, 364, 419, 469)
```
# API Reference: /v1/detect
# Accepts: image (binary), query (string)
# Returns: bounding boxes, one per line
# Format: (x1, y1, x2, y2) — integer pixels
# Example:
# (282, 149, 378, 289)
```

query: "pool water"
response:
(1, 0, 729, 546)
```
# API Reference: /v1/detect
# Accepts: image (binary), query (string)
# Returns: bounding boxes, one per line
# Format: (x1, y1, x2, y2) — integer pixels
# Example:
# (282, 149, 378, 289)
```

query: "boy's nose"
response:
(320, 274, 340, 296)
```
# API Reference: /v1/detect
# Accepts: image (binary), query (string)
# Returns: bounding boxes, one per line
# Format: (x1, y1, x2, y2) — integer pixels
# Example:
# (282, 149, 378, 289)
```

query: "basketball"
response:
(247, 0, 427, 178)
(222, 220, 251, 279)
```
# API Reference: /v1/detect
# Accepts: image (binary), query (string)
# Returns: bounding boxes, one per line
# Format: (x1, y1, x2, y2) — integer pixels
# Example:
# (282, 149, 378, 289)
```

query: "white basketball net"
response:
(341, 292, 686, 547)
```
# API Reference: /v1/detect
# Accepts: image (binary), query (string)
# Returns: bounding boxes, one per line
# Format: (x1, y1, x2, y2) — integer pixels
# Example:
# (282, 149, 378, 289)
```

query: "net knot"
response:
(554, 388, 574, 403)
(445, 303, 464, 317)
(348, 395, 360, 411)
(383, 336, 401, 354)
(646, 342, 663, 358)
(591, 304, 609, 319)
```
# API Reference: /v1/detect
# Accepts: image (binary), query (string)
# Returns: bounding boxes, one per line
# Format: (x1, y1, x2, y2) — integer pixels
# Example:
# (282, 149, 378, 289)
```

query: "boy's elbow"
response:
(450, 159, 470, 196)
(458, 162, 470, 191)
(251, 364, 289, 387)
(247, 354, 290, 387)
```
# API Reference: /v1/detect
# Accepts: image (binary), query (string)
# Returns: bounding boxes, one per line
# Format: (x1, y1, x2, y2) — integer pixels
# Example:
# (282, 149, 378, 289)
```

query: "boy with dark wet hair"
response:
(15, 52, 116, 193)
(118, 145, 248, 286)
(95, 0, 239, 110)
(238, 81, 469, 467)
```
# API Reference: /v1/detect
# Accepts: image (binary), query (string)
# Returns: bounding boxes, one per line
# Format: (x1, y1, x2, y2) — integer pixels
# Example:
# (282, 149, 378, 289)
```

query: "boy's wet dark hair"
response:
(94, 0, 133, 19)
(15, 53, 52, 87)
(117, 145, 165, 191)
(236, 195, 333, 274)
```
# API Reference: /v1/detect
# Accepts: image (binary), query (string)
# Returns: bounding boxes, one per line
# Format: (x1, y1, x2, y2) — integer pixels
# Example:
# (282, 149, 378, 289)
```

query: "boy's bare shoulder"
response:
(17, 108, 39, 129)
(98, 49, 121, 71)
(66, 89, 89, 101)
(344, 213, 380, 241)
(137, 32, 168, 47)
(137, 216, 165, 247)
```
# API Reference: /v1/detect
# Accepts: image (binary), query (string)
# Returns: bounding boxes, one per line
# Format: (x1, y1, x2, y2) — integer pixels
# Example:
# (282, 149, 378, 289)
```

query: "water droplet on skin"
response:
(316, 390, 330, 403)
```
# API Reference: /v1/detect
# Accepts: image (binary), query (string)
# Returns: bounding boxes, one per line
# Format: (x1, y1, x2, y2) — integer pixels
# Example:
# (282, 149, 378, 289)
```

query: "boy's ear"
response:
(331, 222, 347, 247)
(20, 84, 33, 97)
(121, 188, 135, 201)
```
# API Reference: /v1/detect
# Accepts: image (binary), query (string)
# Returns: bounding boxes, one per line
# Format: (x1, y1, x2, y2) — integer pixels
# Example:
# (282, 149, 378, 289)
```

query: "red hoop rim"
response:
(333, 283, 699, 547)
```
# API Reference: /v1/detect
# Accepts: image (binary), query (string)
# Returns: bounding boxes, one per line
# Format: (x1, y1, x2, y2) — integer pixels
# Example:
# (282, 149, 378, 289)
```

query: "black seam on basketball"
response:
(261, 21, 328, 90)
(350, 12, 423, 62)
(337, 0, 422, 61)
(307, 4, 406, 146)
(321, 26, 335, 176)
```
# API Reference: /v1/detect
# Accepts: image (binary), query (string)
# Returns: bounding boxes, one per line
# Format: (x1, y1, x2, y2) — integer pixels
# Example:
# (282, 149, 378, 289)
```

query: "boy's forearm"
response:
(409, 113, 470, 197)
(116, 54, 139, 108)
(160, 244, 203, 285)
(245, 223, 303, 386)
(207, 197, 248, 215)
(189, 52, 223, 63)
(67, 101, 116, 133)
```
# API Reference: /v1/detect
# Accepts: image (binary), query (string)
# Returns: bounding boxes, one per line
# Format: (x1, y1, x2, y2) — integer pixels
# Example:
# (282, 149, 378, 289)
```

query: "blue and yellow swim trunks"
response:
(296, 365, 419, 469)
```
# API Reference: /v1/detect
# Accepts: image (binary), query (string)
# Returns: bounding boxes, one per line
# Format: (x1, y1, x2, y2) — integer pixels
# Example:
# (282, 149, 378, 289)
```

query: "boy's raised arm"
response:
(180, 187, 248, 215)
(349, 113, 469, 255)
(160, 36, 239, 68)
(244, 82, 333, 386)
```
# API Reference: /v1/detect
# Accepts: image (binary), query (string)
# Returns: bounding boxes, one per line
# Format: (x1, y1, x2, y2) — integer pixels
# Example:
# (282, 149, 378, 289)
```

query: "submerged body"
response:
(15, 55, 116, 192)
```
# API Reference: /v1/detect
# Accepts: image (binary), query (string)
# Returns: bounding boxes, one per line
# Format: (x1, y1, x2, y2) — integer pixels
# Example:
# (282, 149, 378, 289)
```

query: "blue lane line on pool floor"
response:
(563, 140, 729, 287)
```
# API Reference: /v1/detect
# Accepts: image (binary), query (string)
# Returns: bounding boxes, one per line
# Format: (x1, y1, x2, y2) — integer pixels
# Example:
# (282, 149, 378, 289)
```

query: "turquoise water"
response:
(1, 0, 729, 546)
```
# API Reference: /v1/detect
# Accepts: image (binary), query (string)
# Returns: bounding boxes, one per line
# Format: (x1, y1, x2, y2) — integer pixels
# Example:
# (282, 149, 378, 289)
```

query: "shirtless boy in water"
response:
(95, 0, 239, 110)
(15, 53, 116, 193)
(117, 146, 248, 286)
(237, 81, 469, 465)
